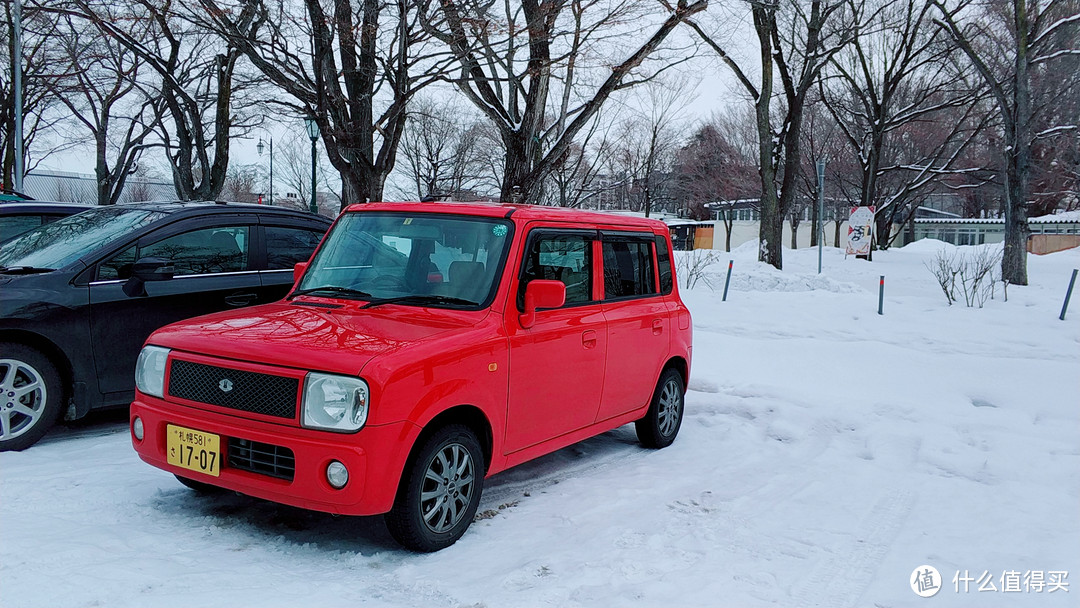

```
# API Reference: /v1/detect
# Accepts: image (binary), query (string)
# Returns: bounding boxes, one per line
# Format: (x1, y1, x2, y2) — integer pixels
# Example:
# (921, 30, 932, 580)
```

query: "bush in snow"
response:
(676, 249, 722, 290)
(925, 246, 1003, 307)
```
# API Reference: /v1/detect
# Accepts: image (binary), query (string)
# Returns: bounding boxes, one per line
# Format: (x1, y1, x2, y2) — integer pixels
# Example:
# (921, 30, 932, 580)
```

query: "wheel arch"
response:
(0, 329, 73, 401)
(409, 404, 494, 474)
(664, 355, 689, 390)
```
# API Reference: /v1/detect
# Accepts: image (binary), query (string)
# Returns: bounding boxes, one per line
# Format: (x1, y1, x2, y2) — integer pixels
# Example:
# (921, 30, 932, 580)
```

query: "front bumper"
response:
(131, 395, 419, 516)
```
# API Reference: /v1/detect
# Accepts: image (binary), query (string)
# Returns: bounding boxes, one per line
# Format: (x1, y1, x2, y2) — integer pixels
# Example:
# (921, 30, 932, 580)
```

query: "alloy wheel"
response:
(0, 359, 49, 441)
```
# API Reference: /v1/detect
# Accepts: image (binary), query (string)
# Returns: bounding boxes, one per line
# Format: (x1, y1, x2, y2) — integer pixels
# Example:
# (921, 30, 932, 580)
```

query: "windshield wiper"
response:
(288, 286, 373, 300)
(0, 265, 55, 275)
(361, 294, 478, 309)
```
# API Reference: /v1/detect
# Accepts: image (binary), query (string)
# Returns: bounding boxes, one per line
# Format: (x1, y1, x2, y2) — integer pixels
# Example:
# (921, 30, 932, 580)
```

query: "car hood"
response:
(148, 300, 488, 376)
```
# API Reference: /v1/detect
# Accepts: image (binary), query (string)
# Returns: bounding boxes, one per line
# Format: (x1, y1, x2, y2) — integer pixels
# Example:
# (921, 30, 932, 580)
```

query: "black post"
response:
(722, 260, 733, 302)
(1061, 269, 1078, 321)
(878, 275, 885, 315)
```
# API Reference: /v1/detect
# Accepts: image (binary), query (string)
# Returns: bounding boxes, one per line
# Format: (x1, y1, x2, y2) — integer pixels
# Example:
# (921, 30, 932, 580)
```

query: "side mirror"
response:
(519, 280, 566, 329)
(293, 261, 308, 284)
(123, 257, 175, 297)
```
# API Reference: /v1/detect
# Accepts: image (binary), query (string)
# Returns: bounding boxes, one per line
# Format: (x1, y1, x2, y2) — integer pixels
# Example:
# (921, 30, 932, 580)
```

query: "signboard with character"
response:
(846, 206, 875, 256)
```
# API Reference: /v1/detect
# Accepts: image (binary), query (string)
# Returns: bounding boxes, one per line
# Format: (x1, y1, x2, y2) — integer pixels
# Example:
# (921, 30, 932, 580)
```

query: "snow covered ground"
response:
(2, 241, 1078, 608)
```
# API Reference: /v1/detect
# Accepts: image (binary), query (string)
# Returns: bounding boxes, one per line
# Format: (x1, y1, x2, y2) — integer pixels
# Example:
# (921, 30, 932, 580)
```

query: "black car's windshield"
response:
(0, 207, 167, 270)
(297, 212, 513, 307)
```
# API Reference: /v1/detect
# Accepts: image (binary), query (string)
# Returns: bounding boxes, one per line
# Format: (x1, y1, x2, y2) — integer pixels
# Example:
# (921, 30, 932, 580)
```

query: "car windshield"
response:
(297, 212, 514, 307)
(0, 206, 167, 270)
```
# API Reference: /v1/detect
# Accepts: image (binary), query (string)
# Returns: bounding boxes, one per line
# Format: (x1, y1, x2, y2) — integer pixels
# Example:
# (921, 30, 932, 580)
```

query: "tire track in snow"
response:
(789, 488, 916, 608)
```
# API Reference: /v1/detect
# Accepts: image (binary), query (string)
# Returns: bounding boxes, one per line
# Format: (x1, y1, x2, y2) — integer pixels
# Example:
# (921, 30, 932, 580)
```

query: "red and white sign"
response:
(846, 206, 875, 255)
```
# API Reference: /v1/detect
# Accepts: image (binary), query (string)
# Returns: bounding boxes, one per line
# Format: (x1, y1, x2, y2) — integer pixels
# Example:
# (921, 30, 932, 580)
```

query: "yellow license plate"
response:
(166, 424, 221, 477)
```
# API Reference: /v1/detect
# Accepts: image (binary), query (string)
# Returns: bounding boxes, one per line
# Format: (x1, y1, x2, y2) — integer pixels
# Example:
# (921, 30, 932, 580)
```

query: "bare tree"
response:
(674, 107, 759, 250)
(52, 0, 262, 202)
(820, 0, 992, 251)
(539, 104, 624, 209)
(604, 82, 688, 216)
(193, 0, 454, 209)
(48, 17, 161, 205)
(397, 96, 493, 200)
(221, 163, 259, 202)
(1, 4, 78, 189)
(423, 0, 708, 203)
(932, 0, 1080, 285)
(691, 0, 858, 269)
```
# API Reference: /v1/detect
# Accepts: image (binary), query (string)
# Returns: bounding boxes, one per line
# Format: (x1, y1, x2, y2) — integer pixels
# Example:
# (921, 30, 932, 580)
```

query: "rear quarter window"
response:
(655, 235, 673, 295)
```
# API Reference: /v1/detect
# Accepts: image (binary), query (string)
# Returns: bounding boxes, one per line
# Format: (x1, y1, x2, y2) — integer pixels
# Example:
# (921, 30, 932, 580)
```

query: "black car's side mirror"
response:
(123, 257, 175, 297)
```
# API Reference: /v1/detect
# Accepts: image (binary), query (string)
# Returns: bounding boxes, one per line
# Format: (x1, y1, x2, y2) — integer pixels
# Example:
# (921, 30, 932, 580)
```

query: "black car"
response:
(0, 202, 332, 450)
(0, 201, 95, 242)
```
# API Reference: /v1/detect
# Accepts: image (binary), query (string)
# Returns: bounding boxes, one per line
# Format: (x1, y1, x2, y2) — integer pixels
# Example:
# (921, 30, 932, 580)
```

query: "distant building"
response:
(22, 170, 174, 203)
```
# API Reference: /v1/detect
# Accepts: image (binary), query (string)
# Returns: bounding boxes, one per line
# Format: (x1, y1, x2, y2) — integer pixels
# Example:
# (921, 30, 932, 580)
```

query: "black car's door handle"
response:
(224, 292, 258, 307)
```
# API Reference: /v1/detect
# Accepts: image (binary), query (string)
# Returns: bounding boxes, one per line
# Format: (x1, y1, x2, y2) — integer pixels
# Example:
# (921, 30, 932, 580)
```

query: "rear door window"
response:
(264, 226, 325, 269)
(601, 237, 656, 299)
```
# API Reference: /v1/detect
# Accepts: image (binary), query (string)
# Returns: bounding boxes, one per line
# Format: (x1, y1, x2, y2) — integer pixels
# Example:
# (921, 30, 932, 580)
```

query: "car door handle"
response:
(652, 319, 664, 335)
(224, 292, 258, 307)
(582, 329, 597, 349)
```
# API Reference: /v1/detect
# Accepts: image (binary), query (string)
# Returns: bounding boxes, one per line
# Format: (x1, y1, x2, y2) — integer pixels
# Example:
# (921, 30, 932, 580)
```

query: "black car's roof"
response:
(110, 201, 333, 222)
(0, 201, 95, 214)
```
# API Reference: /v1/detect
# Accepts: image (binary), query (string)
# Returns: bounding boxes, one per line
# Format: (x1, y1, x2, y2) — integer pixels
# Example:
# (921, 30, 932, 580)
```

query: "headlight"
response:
(301, 373, 368, 432)
(135, 345, 171, 398)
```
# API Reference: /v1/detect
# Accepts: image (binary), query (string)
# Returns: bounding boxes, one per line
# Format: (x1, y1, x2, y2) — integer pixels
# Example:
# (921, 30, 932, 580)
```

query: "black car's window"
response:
(602, 238, 656, 299)
(140, 226, 250, 276)
(98, 245, 136, 280)
(518, 233, 593, 309)
(654, 235, 673, 295)
(0, 215, 44, 242)
(0, 207, 166, 270)
(265, 226, 325, 270)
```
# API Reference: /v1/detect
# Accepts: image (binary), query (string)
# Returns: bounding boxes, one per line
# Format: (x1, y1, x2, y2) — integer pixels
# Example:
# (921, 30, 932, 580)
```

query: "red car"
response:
(130, 202, 692, 551)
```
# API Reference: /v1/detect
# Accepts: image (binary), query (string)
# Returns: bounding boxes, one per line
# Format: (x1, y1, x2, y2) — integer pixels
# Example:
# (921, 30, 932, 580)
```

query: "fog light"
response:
(326, 461, 349, 489)
(132, 417, 144, 441)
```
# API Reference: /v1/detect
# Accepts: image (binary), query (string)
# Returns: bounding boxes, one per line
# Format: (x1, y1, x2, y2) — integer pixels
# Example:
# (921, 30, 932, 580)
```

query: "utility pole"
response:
(13, 0, 26, 193)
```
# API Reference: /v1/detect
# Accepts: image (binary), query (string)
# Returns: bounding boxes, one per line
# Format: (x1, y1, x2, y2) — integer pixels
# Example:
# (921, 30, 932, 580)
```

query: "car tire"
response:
(635, 368, 685, 449)
(174, 474, 224, 494)
(385, 424, 484, 552)
(0, 343, 65, 452)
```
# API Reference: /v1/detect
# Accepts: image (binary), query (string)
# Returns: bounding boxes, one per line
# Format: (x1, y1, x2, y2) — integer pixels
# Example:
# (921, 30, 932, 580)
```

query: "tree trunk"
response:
(1001, 0, 1031, 286)
(834, 220, 842, 248)
(790, 215, 800, 249)
(724, 214, 733, 252)
(1002, 142, 1030, 284)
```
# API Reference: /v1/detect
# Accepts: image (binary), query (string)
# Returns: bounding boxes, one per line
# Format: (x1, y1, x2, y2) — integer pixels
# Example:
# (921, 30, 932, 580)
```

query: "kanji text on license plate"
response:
(166, 424, 221, 477)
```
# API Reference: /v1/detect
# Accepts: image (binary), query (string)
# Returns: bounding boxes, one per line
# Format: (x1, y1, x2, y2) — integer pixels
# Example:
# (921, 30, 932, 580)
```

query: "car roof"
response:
(347, 201, 667, 230)
(0, 201, 95, 214)
(109, 200, 333, 221)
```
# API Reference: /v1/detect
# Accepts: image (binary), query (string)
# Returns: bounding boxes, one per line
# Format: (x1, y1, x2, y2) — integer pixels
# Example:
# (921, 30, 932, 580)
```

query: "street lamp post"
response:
(303, 116, 320, 214)
(13, 0, 25, 193)
(257, 136, 273, 205)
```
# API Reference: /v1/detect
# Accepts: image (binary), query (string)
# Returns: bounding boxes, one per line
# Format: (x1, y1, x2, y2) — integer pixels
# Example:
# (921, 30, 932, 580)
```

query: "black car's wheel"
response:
(635, 368, 685, 449)
(385, 424, 484, 552)
(0, 343, 65, 452)
(174, 474, 224, 494)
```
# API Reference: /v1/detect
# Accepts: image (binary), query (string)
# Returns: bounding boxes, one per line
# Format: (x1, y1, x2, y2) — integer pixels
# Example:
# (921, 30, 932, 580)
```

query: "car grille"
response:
(168, 360, 299, 419)
(227, 437, 295, 481)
